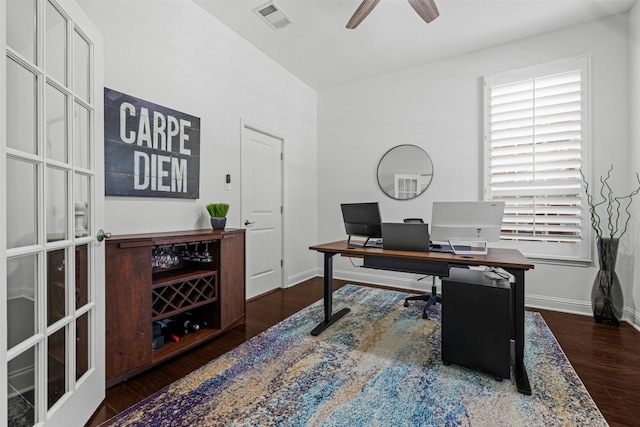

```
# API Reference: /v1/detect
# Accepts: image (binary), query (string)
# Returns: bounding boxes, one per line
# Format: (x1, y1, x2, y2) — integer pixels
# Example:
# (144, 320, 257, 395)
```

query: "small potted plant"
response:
(206, 203, 229, 230)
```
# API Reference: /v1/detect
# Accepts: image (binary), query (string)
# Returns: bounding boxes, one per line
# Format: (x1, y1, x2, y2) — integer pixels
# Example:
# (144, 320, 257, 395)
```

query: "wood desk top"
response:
(310, 240, 534, 270)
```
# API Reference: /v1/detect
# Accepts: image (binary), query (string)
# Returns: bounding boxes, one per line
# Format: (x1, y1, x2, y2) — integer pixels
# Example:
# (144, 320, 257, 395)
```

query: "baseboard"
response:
(525, 294, 593, 316)
(332, 268, 434, 294)
(8, 365, 34, 398)
(311, 267, 640, 331)
(626, 309, 640, 332)
(286, 268, 318, 288)
(527, 295, 640, 331)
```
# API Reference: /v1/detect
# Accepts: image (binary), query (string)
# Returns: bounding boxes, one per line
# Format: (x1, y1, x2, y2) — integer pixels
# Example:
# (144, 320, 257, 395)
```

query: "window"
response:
(484, 56, 591, 262)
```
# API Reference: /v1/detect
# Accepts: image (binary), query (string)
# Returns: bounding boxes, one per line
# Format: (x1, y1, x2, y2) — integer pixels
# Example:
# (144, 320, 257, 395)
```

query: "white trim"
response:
(325, 268, 437, 294)
(1, 0, 9, 424)
(313, 270, 640, 328)
(286, 268, 317, 288)
(484, 55, 592, 262)
(240, 118, 286, 298)
(4, 1, 105, 425)
(525, 294, 592, 316)
(8, 365, 35, 398)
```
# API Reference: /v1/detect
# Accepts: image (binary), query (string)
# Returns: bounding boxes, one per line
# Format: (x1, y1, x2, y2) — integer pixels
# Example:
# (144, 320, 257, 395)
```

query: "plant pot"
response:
(210, 217, 227, 230)
(591, 237, 623, 325)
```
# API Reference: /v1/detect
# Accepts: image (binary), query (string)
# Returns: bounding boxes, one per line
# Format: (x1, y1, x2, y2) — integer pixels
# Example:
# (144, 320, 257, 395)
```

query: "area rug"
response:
(103, 284, 607, 426)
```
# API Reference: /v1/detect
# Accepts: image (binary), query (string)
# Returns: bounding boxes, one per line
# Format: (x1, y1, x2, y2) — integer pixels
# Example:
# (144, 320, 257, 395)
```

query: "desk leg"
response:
(311, 252, 350, 336)
(508, 268, 532, 395)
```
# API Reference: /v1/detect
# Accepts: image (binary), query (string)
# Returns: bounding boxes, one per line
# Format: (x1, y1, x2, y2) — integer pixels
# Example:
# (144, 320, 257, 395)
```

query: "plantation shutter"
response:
(484, 56, 590, 261)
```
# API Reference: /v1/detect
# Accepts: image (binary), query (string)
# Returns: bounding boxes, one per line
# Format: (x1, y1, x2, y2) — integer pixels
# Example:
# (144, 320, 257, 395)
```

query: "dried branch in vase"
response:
(580, 165, 640, 240)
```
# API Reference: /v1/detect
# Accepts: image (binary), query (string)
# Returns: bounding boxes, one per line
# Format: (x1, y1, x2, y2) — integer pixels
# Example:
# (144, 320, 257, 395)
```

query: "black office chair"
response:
(404, 277, 441, 319)
(400, 218, 441, 319)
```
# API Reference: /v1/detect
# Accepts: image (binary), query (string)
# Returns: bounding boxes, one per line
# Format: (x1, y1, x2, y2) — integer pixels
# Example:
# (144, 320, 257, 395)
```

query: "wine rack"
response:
(151, 271, 218, 320)
(105, 229, 245, 387)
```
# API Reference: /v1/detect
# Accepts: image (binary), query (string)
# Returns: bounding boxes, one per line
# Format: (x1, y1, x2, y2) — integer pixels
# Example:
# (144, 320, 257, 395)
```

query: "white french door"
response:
(241, 122, 283, 300)
(2, 1, 105, 426)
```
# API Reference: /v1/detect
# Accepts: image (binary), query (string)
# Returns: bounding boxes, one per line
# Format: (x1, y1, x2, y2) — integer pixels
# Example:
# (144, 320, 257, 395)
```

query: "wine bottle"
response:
(157, 318, 180, 342)
(180, 312, 204, 333)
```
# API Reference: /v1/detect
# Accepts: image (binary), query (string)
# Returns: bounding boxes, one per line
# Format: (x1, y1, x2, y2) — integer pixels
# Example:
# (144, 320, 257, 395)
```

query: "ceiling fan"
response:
(346, 0, 439, 29)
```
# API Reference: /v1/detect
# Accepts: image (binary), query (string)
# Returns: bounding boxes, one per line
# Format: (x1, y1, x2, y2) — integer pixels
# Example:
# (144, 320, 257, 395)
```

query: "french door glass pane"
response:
(7, 59, 37, 155)
(7, 158, 38, 249)
(45, 0, 67, 86)
(6, 0, 37, 64)
(46, 83, 68, 163)
(46, 167, 68, 242)
(76, 312, 89, 380)
(47, 249, 66, 326)
(74, 174, 90, 237)
(7, 0, 100, 422)
(8, 347, 37, 427)
(7, 255, 38, 349)
(75, 245, 89, 309)
(73, 102, 91, 169)
(73, 30, 90, 102)
(47, 327, 67, 409)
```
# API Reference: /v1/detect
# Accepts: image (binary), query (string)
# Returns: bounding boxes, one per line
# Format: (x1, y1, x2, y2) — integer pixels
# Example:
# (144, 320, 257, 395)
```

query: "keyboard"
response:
(430, 244, 473, 253)
(429, 244, 453, 253)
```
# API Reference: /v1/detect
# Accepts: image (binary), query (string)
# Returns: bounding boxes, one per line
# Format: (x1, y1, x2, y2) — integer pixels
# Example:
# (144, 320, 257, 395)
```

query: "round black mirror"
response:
(377, 145, 433, 200)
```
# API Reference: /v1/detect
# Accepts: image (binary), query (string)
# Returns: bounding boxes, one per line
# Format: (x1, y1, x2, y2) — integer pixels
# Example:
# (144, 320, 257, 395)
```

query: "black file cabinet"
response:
(441, 268, 511, 379)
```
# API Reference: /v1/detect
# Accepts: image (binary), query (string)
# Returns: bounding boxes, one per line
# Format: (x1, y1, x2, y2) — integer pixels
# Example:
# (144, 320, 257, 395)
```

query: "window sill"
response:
(526, 254, 593, 268)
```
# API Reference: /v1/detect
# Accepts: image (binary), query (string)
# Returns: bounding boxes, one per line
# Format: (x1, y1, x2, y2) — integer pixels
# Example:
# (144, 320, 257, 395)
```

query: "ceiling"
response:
(194, 0, 636, 90)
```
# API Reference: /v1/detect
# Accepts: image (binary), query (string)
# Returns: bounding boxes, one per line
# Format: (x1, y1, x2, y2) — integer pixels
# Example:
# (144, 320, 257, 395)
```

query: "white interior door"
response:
(241, 123, 283, 300)
(2, 1, 105, 426)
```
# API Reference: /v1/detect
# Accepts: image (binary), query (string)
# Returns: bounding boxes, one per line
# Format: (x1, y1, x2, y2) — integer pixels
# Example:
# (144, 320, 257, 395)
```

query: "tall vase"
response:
(591, 237, 623, 325)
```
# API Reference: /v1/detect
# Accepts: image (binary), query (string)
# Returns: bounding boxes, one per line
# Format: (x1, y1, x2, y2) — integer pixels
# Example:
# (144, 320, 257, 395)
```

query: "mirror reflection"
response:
(377, 144, 433, 200)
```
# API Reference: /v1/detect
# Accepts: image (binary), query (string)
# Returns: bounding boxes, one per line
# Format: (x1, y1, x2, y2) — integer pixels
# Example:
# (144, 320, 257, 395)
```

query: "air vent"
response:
(254, 1, 293, 31)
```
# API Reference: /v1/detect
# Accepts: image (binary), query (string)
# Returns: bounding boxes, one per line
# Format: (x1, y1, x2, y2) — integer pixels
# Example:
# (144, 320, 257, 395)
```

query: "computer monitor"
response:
(341, 202, 382, 247)
(430, 201, 505, 243)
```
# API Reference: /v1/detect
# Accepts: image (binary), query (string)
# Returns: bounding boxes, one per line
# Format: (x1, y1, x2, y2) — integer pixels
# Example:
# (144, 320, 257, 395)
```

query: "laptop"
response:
(381, 222, 430, 252)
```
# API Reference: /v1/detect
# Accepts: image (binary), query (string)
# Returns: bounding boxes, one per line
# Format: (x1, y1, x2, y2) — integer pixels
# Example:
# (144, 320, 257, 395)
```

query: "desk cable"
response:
(484, 266, 511, 280)
(349, 257, 364, 268)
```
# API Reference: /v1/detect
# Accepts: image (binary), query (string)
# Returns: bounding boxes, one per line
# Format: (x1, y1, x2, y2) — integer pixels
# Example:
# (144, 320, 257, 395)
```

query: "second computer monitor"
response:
(430, 201, 505, 243)
(341, 202, 382, 242)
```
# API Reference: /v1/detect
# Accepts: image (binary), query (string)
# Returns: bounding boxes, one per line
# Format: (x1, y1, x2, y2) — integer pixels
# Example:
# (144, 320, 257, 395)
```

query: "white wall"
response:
(318, 15, 638, 321)
(630, 3, 640, 329)
(78, 0, 319, 286)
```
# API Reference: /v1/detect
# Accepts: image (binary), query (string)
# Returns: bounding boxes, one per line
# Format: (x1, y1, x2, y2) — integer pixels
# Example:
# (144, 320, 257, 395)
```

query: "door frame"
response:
(1, 0, 105, 424)
(1, 0, 8, 423)
(240, 118, 285, 296)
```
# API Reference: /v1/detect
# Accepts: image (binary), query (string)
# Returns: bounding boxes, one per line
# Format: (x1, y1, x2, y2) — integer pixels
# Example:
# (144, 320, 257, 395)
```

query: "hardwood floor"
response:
(87, 277, 640, 427)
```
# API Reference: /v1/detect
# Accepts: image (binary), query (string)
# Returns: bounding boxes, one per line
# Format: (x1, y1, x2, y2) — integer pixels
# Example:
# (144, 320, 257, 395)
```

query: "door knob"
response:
(97, 229, 112, 242)
(244, 220, 255, 226)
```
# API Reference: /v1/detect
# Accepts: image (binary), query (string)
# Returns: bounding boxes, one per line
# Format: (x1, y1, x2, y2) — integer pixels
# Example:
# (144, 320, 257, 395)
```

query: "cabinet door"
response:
(105, 242, 152, 381)
(219, 232, 246, 328)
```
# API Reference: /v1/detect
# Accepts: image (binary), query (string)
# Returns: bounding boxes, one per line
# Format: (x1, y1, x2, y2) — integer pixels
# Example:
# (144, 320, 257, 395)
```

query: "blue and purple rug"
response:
(104, 284, 607, 426)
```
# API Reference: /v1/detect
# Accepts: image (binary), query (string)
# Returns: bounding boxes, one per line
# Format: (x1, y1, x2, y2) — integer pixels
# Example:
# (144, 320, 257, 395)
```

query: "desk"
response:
(309, 240, 535, 395)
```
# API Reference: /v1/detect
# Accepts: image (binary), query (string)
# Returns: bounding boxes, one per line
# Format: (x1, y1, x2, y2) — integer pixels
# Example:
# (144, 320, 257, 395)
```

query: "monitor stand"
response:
(347, 235, 372, 248)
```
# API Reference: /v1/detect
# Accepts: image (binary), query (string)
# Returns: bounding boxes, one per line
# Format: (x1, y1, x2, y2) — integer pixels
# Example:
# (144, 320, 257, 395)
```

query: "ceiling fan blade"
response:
(346, 0, 381, 29)
(407, 0, 439, 23)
